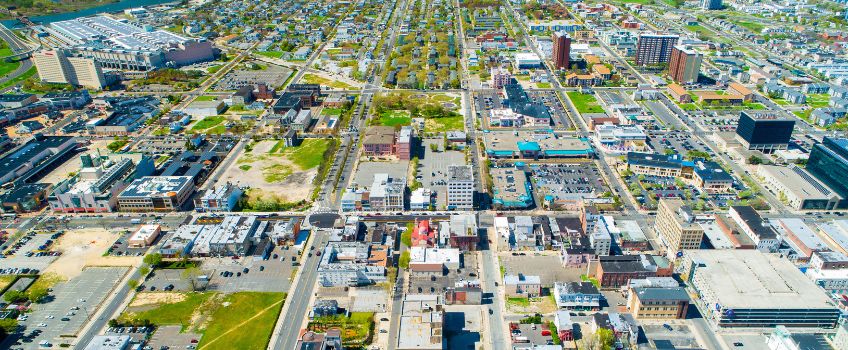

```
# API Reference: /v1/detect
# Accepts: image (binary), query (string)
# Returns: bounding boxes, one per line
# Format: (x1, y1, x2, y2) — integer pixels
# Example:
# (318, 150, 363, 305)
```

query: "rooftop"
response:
(119, 176, 193, 198)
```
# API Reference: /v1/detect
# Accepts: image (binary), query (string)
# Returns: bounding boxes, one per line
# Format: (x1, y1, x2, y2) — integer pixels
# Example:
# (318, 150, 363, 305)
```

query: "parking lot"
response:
(148, 325, 202, 350)
(212, 62, 293, 91)
(641, 322, 703, 349)
(473, 90, 504, 121)
(499, 254, 582, 287)
(417, 139, 468, 210)
(352, 161, 409, 188)
(1, 232, 61, 273)
(106, 230, 155, 257)
(643, 101, 686, 130)
(525, 90, 571, 128)
(203, 246, 298, 293)
(528, 163, 608, 207)
(646, 130, 715, 157)
(15, 267, 127, 347)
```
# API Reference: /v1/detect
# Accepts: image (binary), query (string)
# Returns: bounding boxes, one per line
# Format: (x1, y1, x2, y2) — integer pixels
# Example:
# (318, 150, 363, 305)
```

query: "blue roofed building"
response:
(483, 130, 593, 159)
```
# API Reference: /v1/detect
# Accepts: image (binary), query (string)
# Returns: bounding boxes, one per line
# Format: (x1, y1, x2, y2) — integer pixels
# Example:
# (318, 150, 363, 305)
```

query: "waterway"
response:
(2, 0, 178, 28)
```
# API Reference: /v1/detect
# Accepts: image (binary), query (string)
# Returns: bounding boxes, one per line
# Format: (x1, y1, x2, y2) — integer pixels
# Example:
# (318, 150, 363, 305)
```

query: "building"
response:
(397, 295, 444, 350)
(483, 130, 593, 159)
(594, 255, 673, 288)
(627, 287, 688, 320)
(682, 250, 840, 328)
(591, 216, 614, 256)
(595, 123, 648, 154)
(1, 183, 50, 213)
(83, 335, 133, 350)
(0, 135, 77, 186)
(490, 166, 533, 209)
(728, 82, 754, 102)
(409, 247, 461, 274)
(294, 328, 343, 350)
(655, 199, 705, 258)
(447, 214, 479, 251)
(189, 215, 261, 256)
(834, 323, 848, 350)
(49, 154, 154, 213)
(729, 206, 780, 252)
(514, 52, 542, 69)
(312, 300, 339, 318)
(774, 218, 829, 261)
(626, 152, 693, 179)
(447, 165, 474, 210)
(194, 182, 243, 212)
(756, 165, 844, 211)
(369, 173, 405, 211)
(117, 176, 194, 212)
(363, 126, 397, 157)
(397, 126, 413, 160)
(128, 224, 161, 248)
(553, 282, 602, 310)
(32, 49, 108, 89)
(807, 137, 848, 203)
(552, 31, 571, 70)
(667, 83, 692, 103)
(554, 311, 575, 342)
(504, 274, 542, 298)
(735, 112, 795, 153)
(635, 34, 679, 66)
(668, 45, 702, 84)
(491, 67, 511, 89)
(700, 0, 722, 9)
(48, 15, 214, 71)
(318, 242, 386, 287)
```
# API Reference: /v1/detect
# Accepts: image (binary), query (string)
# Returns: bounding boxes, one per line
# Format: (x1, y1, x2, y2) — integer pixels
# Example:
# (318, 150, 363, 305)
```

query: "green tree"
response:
(27, 286, 48, 303)
(128, 279, 139, 290)
(143, 253, 163, 267)
(748, 155, 763, 165)
(139, 266, 150, 277)
(401, 229, 412, 247)
(0, 319, 18, 337)
(398, 251, 411, 269)
(3, 290, 26, 303)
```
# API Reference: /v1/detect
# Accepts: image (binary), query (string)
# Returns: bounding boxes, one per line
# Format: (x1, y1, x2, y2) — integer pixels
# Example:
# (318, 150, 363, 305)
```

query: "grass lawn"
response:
(744, 102, 766, 110)
(431, 94, 453, 102)
(377, 110, 412, 127)
(536, 82, 551, 88)
(308, 312, 374, 347)
(506, 297, 530, 307)
(425, 115, 464, 132)
(194, 95, 218, 102)
(322, 107, 344, 116)
(679, 103, 699, 111)
(239, 164, 252, 171)
(278, 138, 333, 170)
(257, 51, 284, 59)
(120, 292, 214, 330)
(734, 20, 764, 33)
(191, 116, 226, 131)
(566, 92, 605, 114)
(302, 73, 354, 90)
(197, 292, 285, 350)
(580, 274, 601, 289)
(0, 275, 15, 290)
(807, 94, 831, 108)
(0, 66, 35, 90)
(0, 40, 20, 78)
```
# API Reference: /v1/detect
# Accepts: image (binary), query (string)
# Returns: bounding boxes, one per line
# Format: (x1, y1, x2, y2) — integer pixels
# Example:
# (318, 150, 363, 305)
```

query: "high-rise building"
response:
(552, 31, 571, 70)
(700, 0, 722, 10)
(654, 198, 704, 259)
(807, 137, 848, 201)
(32, 49, 107, 89)
(635, 34, 679, 66)
(734, 111, 795, 153)
(668, 45, 702, 84)
(447, 165, 474, 210)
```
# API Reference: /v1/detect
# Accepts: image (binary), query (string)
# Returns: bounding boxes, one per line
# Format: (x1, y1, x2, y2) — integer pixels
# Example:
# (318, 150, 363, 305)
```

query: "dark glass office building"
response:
(807, 137, 848, 202)
(735, 111, 795, 153)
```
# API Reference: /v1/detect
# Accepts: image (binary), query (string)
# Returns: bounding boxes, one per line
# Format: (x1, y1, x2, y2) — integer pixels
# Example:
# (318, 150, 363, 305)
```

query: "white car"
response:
(45, 315, 54, 319)
(37, 323, 47, 327)
(16, 315, 27, 321)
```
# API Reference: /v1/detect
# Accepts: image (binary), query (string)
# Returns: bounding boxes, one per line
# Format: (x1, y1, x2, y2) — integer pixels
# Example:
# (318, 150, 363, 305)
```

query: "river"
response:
(2, 0, 179, 28)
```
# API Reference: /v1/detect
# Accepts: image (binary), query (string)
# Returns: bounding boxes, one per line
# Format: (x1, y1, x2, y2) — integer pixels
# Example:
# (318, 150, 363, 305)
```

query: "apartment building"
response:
(668, 45, 702, 84)
(446, 165, 474, 210)
(655, 199, 705, 259)
(635, 34, 679, 66)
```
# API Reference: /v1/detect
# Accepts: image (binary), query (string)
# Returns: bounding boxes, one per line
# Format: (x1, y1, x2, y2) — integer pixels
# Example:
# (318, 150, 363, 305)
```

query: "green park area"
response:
(807, 94, 831, 108)
(375, 110, 413, 127)
(190, 115, 227, 134)
(372, 92, 464, 133)
(0, 40, 20, 78)
(302, 73, 354, 90)
(257, 51, 285, 59)
(269, 138, 334, 170)
(566, 92, 604, 114)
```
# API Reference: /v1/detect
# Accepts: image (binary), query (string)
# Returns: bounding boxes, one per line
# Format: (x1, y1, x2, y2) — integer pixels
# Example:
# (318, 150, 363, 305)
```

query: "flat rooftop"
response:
(0, 136, 74, 177)
(758, 165, 840, 200)
(448, 165, 473, 181)
(687, 250, 835, 310)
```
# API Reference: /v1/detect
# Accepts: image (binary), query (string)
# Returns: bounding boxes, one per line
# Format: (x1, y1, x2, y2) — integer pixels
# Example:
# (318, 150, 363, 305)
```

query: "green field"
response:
(425, 115, 464, 132)
(194, 95, 218, 102)
(0, 66, 35, 90)
(808, 94, 831, 108)
(191, 116, 226, 131)
(197, 292, 285, 350)
(120, 292, 214, 330)
(566, 92, 605, 114)
(734, 20, 764, 33)
(302, 73, 354, 90)
(0, 40, 20, 78)
(376, 110, 412, 127)
(271, 138, 333, 170)
(257, 51, 285, 59)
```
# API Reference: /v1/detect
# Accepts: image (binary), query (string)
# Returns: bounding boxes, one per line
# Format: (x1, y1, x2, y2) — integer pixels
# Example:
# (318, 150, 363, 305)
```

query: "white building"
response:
(318, 242, 386, 287)
(729, 206, 780, 253)
(194, 182, 243, 212)
(128, 224, 160, 248)
(447, 165, 474, 210)
(514, 52, 542, 70)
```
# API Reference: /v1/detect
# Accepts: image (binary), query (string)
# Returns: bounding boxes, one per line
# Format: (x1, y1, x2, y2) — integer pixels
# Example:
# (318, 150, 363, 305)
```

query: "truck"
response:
(130, 218, 142, 224)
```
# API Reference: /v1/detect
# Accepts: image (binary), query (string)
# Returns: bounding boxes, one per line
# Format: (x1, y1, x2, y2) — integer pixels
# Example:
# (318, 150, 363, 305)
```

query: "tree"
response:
(143, 253, 163, 267)
(27, 286, 48, 303)
(128, 279, 139, 290)
(0, 319, 18, 337)
(4, 290, 26, 303)
(579, 328, 616, 350)
(401, 229, 412, 247)
(139, 266, 150, 277)
(182, 267, 203, 291)
(747, 155, 763, 165)
(398, 251, 411, 269)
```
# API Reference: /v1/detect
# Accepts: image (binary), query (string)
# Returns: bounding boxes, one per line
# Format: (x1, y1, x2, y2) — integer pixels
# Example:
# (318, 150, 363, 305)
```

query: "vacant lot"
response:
(308, 312, 374, 348)
(303, 73, 355, 90)
(567, 92, 605, 114)
(221, 139, 334, 204)
(121, 292, 215, 330)
(46, 228, 141, 279)
(197, 292, 285, 350)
